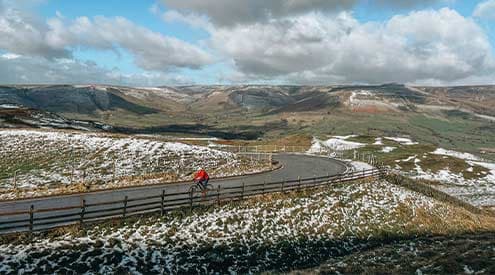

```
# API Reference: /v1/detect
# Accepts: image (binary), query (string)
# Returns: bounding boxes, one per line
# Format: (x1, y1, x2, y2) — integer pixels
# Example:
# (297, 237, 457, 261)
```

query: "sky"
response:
(0, 0, 494, 86)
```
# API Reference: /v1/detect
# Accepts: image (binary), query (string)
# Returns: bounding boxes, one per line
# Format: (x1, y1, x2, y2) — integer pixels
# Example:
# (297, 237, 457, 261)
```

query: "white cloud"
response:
(162, 0, 358, 27)
(0, 2, 70, 59)
(161, 0, 444, 27)
(0, 0, 213, 72)
(45, 15, 214, 71)
(206, 8, 494, 84)
(1, 53, 20, 59)
(1, 0, 493, 86)
(162, 10, 212, 30)
(474, 0, 495, 20)
(0, 55, 192, 86)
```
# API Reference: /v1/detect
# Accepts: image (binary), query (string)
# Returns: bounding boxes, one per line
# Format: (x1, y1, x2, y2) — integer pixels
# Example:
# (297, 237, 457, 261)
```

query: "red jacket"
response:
(194, 169, 209, 181)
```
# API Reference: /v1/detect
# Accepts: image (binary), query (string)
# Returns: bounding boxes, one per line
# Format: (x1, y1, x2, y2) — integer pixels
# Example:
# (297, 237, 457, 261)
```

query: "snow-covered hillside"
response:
(0, 130, 268, 198)
(307, 134, 495, 208)
(0, 180, 489, 273)
(410, 159, 495, 207)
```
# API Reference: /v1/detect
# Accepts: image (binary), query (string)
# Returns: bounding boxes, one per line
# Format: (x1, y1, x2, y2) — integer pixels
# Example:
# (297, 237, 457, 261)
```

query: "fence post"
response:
(161, 190, 165, 216)
(80, 199, 86, 225)
(217, 185, 221, 205)
(13, 170, 18, 193)
(281, 179, 285, 193)
(189, 188, 194, 212)
(123, 196, 128, 219)
(29, 205, 34, 232)
(263, 181, 266, 194)
(298, 176, 301, 190)
(241, 182, 245, 200)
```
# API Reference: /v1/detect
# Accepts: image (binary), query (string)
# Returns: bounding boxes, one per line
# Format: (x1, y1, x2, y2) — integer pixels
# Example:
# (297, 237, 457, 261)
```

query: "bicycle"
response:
(189, 179, 213, 199)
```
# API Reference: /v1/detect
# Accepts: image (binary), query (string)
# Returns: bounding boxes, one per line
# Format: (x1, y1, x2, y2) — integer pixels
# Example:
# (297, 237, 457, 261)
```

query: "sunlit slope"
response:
(1, 84, 494, 149)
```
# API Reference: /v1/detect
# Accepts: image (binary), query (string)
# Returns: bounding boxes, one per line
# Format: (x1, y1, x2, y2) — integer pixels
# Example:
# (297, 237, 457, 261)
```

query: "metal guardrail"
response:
(0, 168, 382, 234)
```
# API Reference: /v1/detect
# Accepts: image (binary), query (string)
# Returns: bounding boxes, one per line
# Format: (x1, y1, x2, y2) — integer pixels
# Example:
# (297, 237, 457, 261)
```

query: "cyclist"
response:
(193, 167, 210, 196)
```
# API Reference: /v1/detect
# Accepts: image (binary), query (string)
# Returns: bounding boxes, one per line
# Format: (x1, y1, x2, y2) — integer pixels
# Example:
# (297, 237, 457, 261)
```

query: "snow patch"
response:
(351, 161, 374, 171)
(324, 138, 365, 151)
(384, 137, 418, 145)
(332, 135, 358, 140)
(432, 148, 481, 161)
(401, 155, 417, 162)
(349, 90, 372, 105)
(308, 137, 365, 152)
(0, 104, 20, 109)
(381, 146, 396, 153)
(373, 138, 383, 145)
(468, 161, 495, 171)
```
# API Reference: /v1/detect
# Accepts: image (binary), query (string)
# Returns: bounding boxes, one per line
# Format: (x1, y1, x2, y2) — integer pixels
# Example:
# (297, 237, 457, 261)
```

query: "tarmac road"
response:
(0, 154, 347, 232)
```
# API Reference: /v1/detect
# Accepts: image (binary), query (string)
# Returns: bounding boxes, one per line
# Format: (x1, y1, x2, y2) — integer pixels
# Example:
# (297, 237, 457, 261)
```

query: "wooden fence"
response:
(0, 168, 382, 234)
(217, 145, 380, 167)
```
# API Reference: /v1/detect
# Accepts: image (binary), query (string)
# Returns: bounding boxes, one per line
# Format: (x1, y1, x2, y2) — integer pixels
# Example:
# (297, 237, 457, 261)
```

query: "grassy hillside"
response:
(2, 84, 495, 155)
(1, 179, 493, 273)
(0, 129, 270, 199)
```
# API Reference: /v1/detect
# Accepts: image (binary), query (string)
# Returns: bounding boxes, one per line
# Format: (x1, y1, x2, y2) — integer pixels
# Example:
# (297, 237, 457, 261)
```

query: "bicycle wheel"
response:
(188, 184, 198, 195)
(203, 184, 214, 195)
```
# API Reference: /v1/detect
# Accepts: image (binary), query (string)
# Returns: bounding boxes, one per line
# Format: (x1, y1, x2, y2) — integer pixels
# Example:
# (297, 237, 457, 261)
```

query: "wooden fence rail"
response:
(0, 169, 382, 234)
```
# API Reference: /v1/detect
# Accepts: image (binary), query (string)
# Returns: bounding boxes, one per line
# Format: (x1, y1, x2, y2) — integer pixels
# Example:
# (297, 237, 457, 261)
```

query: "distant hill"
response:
(0, 84, 494, 141)
(0, 104, 111, 131)
(2, 84, 494, 117)
(0, 85, 157, 115)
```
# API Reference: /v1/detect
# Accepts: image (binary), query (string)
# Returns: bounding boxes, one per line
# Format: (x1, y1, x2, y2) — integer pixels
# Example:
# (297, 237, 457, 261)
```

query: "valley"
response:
(2, 1, 495, 273)
(1, 84, 494, 157)
(1, 84, 494, 273)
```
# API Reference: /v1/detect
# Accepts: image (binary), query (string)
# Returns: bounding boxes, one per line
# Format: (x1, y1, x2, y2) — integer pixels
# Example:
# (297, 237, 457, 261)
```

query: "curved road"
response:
(0, 154, 347, 230)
